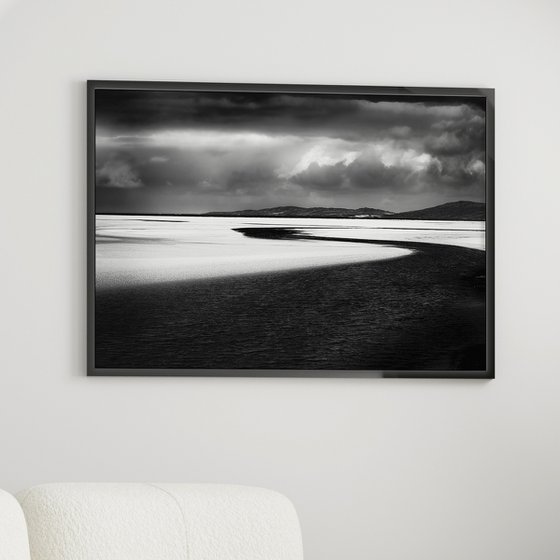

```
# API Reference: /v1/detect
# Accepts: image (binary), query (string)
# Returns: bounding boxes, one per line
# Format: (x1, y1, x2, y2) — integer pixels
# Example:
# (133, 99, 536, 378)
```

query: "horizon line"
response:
(95, 200, 485, 217)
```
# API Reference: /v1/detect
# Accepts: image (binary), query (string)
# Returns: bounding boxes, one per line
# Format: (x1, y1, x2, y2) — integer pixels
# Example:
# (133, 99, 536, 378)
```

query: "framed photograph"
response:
(88, 80, 494, 378)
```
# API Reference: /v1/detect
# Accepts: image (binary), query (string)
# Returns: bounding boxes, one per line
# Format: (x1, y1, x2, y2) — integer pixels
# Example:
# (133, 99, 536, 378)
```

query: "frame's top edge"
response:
(86, 80, 493, 98)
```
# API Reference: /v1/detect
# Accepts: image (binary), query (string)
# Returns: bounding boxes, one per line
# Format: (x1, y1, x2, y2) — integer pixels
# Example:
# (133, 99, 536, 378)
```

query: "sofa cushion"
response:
(17, 483, 303, 560)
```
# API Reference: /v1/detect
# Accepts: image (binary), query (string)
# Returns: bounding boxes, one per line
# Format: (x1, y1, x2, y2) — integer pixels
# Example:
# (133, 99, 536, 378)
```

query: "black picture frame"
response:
(87, 80, 494, 378)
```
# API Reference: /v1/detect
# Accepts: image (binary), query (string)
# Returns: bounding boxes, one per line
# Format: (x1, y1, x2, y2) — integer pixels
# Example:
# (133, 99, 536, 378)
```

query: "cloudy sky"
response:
(95, 89, 486, 214)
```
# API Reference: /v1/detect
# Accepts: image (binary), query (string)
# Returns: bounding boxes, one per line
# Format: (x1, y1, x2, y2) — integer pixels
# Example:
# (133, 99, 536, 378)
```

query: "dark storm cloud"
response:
(96, 90, 484, 141)
(426, 153, 486, 189)
(95, 89, 487, 213)
(289, 151, 484, 199)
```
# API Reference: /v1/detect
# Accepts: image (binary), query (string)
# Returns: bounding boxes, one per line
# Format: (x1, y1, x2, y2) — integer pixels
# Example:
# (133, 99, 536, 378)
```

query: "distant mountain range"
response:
(202, 201, 485, 221)
(203, 206, 391, 219)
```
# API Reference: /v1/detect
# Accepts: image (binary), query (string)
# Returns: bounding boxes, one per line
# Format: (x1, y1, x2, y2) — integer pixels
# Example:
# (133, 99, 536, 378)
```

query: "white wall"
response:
(1, 0, 559, 558)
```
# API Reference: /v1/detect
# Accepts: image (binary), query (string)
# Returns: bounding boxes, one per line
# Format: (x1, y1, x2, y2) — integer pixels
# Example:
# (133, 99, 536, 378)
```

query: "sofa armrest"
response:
(0, 488, 30, 560)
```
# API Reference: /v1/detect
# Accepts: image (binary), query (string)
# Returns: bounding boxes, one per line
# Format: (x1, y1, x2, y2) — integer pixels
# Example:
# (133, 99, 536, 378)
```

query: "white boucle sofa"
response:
(0, 484, 303, 560)
(0, 489, 30, 560)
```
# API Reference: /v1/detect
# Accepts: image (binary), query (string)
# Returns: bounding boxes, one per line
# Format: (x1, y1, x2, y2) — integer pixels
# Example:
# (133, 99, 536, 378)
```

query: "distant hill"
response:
(202, 201, 485, 220)
(203, 206, 393, 219)
(99, 200, 485, 220)
(391, 201, 485, 221)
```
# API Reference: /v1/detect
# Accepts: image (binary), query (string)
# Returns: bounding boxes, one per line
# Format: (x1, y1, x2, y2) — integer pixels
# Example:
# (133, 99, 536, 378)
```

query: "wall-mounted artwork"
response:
(88, 81, 494, 378)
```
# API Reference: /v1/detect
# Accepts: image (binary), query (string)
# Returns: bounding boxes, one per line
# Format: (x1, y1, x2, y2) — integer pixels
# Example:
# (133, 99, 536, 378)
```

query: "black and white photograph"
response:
(89, 82, 494, 377)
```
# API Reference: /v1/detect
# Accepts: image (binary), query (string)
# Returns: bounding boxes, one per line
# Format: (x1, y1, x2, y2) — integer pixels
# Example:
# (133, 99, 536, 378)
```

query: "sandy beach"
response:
(95, 215, 485, 289)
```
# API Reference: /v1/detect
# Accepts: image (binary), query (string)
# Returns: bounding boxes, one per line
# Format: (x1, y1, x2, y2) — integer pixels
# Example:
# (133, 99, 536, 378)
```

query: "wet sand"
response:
(95, 229, 487, 375)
